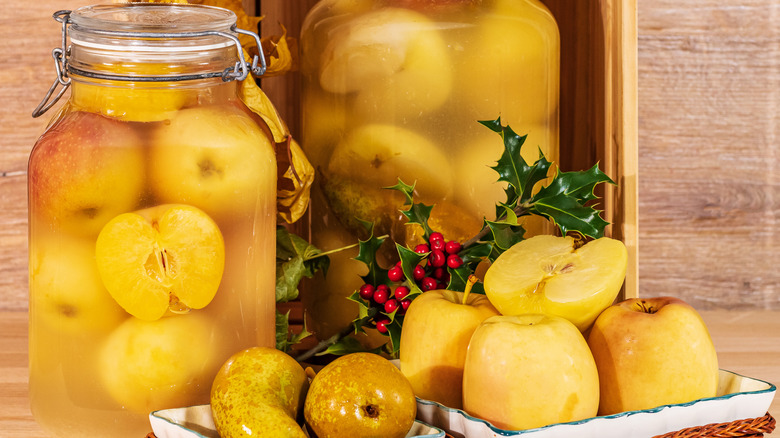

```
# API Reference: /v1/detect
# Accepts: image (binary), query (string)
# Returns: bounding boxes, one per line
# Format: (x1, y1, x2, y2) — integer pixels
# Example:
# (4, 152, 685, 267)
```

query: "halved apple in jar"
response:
(94, 204, 225, 321)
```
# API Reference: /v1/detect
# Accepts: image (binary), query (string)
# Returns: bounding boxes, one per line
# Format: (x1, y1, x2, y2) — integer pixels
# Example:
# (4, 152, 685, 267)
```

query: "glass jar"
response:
(28, 4, 276, 437)
(299, 0, 560, 343)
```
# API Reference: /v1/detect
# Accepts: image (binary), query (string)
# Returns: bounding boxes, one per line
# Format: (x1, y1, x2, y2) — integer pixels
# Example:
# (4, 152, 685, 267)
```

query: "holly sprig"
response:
(297, 117, 616, 358)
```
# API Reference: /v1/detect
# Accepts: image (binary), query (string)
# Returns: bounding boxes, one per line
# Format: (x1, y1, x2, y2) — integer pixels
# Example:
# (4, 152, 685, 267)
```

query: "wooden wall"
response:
(1, 0, 777, 311)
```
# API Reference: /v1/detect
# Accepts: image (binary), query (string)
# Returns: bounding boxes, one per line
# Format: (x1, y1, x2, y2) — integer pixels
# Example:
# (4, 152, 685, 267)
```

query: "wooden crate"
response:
(261, 0, 639, 299)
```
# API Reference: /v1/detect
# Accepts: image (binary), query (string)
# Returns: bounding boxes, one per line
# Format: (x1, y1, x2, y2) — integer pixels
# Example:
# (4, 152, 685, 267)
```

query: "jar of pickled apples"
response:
(299, 0, 560, 343)
(28, 4, 276, 437)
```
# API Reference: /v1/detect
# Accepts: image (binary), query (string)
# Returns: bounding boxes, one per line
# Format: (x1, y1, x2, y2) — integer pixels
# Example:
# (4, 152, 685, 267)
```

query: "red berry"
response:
(414, 244, 430, 254)
(430, 249, 446, 268)
(445, 240, 462, 254)
(437, 282, 448, 290)
(431, 238, 445, 251)
(388, 266, 404, 282)
(429, 232, 444, 244)
(394, 285, 410, 300)
(373, 286, 389, 304)
(421, 277, 437, 291)
(376, 318, 390, 334)
(432, 267, 445, 279)
(413, 265, 426, 281)
(384, 299, 399, 314)
(400, 299, 412, 311)
(359, 284, 375, 300)
(447, 254, 463, 269)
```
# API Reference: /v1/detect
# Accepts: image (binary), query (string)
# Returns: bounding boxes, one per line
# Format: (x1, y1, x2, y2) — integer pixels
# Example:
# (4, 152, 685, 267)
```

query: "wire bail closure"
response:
(32, 8, 268, 118)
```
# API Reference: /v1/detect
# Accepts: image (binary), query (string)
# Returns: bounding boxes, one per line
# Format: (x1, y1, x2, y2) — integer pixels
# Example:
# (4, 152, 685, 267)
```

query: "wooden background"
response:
(0, 0, 777, 312)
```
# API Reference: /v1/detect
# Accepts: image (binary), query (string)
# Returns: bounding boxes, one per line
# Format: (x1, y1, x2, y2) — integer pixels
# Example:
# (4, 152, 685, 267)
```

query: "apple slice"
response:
(95, 204, 225, 321)
(483, 235, 627, 331)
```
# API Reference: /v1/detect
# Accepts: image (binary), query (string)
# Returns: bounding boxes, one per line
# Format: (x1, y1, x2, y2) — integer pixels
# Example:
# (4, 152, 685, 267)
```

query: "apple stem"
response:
(462, 275, 478, 305)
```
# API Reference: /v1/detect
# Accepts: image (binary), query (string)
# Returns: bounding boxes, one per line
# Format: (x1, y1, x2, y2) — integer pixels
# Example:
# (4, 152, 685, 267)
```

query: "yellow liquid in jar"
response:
(28, 86, 277, 437)
(300, 0, 560, 341)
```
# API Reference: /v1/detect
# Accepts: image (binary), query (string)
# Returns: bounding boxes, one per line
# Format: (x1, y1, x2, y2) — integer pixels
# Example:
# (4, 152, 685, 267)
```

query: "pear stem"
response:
(462, 275, 478, 305)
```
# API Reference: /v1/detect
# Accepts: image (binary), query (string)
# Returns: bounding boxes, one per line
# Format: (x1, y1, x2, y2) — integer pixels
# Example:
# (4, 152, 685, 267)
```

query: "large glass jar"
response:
(28, 4, 276, 437)
(299, 0, 560, 344)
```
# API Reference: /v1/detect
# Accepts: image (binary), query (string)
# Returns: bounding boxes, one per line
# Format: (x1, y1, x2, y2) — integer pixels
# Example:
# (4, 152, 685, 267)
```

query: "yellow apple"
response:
(327, 124, 453, 201)
(70, 78, 192, 123)
(399, 289, 499, 409)
(29, 234, 127, 335)
(211, 347, 309, 438)
(483, 234, 628, 331)
(28, 110, 145, 237)
(98, 313, 221, 414)
(148, 103, 277, 221)
(318, 7, 452, 120)
(94, 204, 225, 321)
(455, 0, 559, 126)
(587, 296, 719, 415)
(462, 314, 599, 430)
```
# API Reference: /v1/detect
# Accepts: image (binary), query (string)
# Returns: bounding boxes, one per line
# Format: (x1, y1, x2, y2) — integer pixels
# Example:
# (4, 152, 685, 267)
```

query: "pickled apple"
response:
(71, 81, 190, 123)
(456, 0, 559, 126)
(30, 234, 127, 335)
(328, 124, 454, 201)
(28, 111, 146, 237)
(149, 104, 277, 221)
(98, 314, 220, 414)
(319, 7, 452, 120)
(94, 204, 225, 321)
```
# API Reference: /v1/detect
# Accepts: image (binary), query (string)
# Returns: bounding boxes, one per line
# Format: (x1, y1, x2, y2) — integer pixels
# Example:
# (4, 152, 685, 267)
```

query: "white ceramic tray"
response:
(150, 404, 445, 438)
(416, 369, 776, 438)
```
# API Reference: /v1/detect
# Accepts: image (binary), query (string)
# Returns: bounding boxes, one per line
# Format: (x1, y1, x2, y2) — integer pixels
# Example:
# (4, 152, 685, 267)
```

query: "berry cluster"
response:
(357, 232, 464, 334)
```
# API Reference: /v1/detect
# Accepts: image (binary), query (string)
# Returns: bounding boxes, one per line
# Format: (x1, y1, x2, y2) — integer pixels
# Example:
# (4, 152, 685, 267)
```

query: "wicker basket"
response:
(145, 412, 775, 438)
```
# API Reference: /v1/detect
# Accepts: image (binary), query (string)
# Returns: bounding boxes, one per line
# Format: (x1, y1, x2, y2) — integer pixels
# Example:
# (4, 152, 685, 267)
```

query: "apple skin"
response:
(399, 289, 499, 409)
(462, 314, 599, 431)
(211, 347, 309, 438)
(304, 353, 416, 438)
(587, 297, 719, 416)
(28, 110, 145, 237)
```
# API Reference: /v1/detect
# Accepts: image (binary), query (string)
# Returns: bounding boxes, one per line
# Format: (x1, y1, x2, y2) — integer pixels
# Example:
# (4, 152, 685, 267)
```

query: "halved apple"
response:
(94, 204, 225, 321)
(483, 235, 627, 331)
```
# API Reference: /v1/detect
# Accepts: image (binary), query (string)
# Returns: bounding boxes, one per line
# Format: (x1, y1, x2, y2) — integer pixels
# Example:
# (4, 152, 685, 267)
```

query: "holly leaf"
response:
(316, 336, 383, 357)
(388, 179, 435, 238)
(534, 164, 615, 203)
(354, 220, 388, 286)
(529, 165, 615, 238)
(481, 118, 552, 205)
(276, 226, 329, 303)
(396, 243, 426, 298)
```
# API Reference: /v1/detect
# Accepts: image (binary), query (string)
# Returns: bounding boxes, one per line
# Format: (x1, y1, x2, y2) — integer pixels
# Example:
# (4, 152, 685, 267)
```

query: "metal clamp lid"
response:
(33, 9, 267, 118)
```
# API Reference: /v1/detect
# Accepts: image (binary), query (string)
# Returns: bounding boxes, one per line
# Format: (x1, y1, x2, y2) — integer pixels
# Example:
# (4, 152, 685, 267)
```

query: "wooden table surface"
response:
(1, 310, 777, 437)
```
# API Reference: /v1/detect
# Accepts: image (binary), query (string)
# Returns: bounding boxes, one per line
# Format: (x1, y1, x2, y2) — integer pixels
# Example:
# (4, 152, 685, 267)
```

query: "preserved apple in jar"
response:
(28, 4, 276, 437)
(299, 0, 560, 343)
